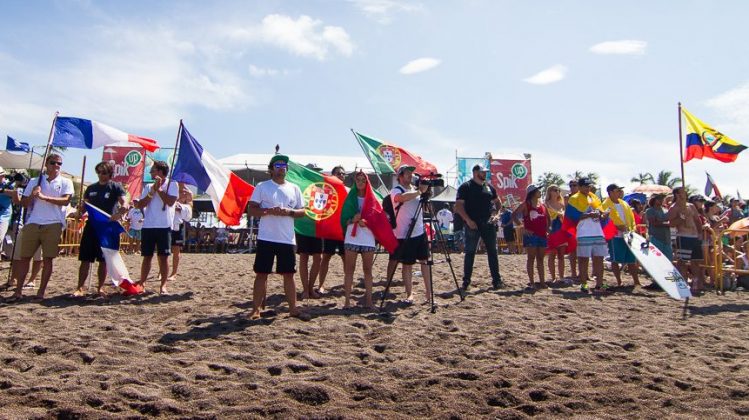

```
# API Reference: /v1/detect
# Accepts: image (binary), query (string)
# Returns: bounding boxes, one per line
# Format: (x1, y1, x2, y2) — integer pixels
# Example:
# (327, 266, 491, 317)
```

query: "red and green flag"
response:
(286, 160, 347, 241)
(340, 172, 399, 254)
(353, 130, 439, 176)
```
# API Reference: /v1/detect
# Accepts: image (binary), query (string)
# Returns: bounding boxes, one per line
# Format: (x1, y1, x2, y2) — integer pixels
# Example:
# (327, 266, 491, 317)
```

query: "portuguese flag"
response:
(286, 160, 347, 241)
(340, 172, 399, 254)
(353, 130, 439, 176)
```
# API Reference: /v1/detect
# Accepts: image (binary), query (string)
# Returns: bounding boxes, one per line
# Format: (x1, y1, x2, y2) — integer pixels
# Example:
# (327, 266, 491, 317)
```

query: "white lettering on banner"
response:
(494, 172, 518, 189)
(113, 163, 129, 178)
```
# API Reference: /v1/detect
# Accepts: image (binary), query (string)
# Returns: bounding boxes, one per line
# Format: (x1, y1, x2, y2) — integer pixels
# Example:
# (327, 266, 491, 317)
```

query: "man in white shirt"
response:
(388, 165, 432, 304)
(436, 207, 453, 232)
(13, 153, 74, 300)
(135, 161, 179, 295)
(247, 154, 305, 319)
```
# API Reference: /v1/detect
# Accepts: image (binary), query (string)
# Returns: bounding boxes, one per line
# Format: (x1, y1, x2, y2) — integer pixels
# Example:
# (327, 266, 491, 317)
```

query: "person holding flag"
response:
(12, 153, 74, 301)
(247, 154, 304, 319)
(667, 186, 705, 294)
(601, 184, 641, 288)
(73, 161, 127, 297)
(135, 161, 179, 295)
(340, 171, 398, 309)
(317, 165, 348, 295)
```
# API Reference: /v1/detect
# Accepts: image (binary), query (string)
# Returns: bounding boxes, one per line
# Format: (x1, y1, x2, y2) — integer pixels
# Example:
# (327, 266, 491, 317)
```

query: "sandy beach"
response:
(0, 252, 747, 419)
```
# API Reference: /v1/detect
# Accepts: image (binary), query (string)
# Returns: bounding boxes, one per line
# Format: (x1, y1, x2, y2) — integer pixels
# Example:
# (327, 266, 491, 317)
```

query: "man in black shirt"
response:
(455, 163, 503, 290)
(73, 161, 127, 296)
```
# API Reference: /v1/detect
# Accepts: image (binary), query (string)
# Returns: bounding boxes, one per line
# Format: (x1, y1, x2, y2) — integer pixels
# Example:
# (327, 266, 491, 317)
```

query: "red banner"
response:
(489, 158, 532, 207)
(102, 146, 145, 203)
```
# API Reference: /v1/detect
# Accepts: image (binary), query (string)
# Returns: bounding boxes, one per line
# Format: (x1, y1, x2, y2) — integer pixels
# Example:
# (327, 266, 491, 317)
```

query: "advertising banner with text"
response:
(102, 146, 145, 202)
(489, 158, 532, 207)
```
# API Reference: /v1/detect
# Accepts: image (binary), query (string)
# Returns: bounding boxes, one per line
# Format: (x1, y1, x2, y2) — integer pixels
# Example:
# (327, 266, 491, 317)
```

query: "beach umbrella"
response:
(726, 217, 749, 237)
(632, 184, 673, 194)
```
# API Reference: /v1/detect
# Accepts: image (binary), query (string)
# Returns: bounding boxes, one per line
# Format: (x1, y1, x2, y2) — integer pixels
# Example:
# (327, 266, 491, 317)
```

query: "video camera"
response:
(415, 172, 445, 189)
(1, 171, 30, 189)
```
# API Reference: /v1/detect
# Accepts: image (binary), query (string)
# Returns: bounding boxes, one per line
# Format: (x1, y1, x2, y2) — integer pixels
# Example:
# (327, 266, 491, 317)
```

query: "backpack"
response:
(382, 186, 405, 229)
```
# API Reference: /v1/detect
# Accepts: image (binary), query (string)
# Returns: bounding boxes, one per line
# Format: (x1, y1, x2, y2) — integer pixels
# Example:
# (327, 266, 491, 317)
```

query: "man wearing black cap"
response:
(247, 154, 304, 319)
(602, 184, 641, 287)
(455, 163, 503, 290)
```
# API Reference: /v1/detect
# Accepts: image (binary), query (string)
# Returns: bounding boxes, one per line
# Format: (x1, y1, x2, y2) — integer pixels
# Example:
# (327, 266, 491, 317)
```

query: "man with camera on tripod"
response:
(389, 165, 433, 304)
(455, 163, 503, 290)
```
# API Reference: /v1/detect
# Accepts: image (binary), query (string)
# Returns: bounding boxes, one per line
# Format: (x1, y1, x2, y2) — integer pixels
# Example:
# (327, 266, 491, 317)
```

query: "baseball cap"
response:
(688, 194, 706, 202)
(397, 165, 416, 175)
(606, 183, 623, 193)
(269, 154, 289, 166)
(578, 177, 593, 187)
(526, 184, 540, 195)
(472, 163, 488, 172)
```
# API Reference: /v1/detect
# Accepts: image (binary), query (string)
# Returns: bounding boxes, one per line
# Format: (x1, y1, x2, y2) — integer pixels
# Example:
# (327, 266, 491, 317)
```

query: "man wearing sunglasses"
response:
(247, 154, 305, 319)
(12, 153, 74, 301)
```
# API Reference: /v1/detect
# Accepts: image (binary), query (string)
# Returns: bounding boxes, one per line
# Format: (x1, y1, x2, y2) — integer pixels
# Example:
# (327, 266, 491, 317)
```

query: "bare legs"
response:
(343, 250, 374, 308)
(139, 255, 170, 294)
(547, 246, 566, 281)
(250, 272, 299, 319)
(299, 253, 321, 300)
(525, 247, 546, 287)
(75, 262, 107, 296)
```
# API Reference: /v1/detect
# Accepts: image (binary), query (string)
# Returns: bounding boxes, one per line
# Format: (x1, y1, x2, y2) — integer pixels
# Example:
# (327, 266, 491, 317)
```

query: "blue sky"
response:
(2, 0, 749, 196)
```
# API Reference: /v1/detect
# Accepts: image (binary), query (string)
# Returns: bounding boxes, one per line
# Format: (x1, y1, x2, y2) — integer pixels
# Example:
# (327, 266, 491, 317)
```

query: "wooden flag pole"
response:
(678, 102, 686, 189)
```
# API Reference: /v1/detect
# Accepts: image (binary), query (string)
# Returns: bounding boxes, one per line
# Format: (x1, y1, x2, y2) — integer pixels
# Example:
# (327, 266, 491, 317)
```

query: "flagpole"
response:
(351, 129, 388, 191)
(37, 112, 60, 181)
(678, 102, 686, 189)
(163, 120, 183, 210)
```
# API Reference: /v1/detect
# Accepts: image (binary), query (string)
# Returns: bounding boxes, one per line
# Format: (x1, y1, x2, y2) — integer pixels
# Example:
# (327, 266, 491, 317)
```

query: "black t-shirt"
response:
(84, 181, 126, 214)
(456, 180, 498, 225)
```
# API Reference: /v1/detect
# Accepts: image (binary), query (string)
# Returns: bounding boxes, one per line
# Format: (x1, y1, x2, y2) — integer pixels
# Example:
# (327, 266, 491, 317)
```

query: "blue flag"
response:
(6, 136, 30, 153)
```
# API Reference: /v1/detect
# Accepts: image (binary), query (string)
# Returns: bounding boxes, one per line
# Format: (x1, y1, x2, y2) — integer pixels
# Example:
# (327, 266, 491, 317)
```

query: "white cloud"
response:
(399, 57, 441, 75)
(523, 65, 567, 85)
(249, 65, 280, 77)
(589, 40, 647, 55)
(227, 14, 355, 61)
(706, 82, 749, 138)
(349, 0, 424, 24)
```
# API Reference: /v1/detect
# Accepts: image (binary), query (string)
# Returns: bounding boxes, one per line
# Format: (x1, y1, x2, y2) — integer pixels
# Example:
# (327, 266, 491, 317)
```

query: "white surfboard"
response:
(625, 232, 692, 300)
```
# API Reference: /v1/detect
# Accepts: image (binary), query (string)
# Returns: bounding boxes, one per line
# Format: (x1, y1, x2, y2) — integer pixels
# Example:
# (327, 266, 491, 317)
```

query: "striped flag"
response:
(52, 117, 159, 152)
(705, 172, 722, 199)
(84, 203, 143, 295)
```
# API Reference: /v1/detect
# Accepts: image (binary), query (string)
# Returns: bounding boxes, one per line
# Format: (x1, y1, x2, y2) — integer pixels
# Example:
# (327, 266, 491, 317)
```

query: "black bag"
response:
(382, 186, 404, 229)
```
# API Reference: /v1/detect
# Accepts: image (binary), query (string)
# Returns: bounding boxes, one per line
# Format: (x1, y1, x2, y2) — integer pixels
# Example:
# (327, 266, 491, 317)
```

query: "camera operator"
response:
(389, 165, 432, 304)
(455, 163, 503, 290)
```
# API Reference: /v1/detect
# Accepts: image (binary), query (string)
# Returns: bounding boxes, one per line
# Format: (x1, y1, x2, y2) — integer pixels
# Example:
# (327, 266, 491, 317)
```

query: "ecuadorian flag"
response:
(547, 192, 616, 251)
(683, 107, 746, 163)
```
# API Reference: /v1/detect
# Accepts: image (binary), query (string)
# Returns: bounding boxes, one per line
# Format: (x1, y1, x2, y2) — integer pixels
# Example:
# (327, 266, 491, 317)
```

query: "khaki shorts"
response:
(12, 228, 43, 261)
(20, 223, 62, 259)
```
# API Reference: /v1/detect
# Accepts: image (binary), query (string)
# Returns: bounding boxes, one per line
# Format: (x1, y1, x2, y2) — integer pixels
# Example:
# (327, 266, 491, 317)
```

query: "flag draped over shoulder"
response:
(559, 192, 617, 240)
(353, 130, 438, 176)
(683, 107, 746, 163)
(171, 123, 254, 226)
(705, 172, 721, 199)
(340, 173, 398, 253)
(286, 161, 347, 241)
(6, 136, 30, 153)
(84, 203, 143, 296)
(52, 117, 160, 152)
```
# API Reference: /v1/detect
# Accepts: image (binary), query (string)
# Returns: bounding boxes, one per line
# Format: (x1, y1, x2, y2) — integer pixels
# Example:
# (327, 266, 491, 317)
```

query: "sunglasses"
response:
(273, 162, 287, 169)
(96, 170, 109, 175)
(335, 172, 345, 177)
(48, 161, 62, 166)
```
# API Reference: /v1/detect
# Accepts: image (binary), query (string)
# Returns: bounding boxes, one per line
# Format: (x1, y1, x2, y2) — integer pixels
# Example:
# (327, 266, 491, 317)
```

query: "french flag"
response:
(171, 122, 254, 226)
(84, 203, 143, 296)
(52, 117, 160, 152)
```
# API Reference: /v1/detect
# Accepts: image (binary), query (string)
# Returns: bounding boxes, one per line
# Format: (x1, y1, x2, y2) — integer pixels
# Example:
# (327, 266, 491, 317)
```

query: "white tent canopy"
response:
(432, 185, 458, 202)
(0, 151, 44, 170)
(218, 153, 374, 173)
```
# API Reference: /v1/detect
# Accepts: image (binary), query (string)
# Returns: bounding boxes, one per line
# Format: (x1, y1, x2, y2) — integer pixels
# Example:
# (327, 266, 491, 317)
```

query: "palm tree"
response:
(536, 172, 565, 196)
(654, 170, 683, 188)
(630, 172, 654, 185)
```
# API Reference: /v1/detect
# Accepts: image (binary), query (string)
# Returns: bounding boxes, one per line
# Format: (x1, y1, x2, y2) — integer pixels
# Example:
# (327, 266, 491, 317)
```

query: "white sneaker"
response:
(23, 282, 35, 289)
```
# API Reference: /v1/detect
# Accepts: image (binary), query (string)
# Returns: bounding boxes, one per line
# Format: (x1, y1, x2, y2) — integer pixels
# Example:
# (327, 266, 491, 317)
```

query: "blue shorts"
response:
(523, 234, 547, 248)
(608, 237, 636, 264)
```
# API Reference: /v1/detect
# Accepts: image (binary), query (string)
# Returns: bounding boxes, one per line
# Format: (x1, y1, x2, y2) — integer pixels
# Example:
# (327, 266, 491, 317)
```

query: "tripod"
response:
(380, 192, 464, 313)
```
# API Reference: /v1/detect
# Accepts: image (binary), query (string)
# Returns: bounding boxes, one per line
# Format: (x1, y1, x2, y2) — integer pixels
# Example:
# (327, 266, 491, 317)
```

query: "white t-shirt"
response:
(344, 197, 376, 247)
(140, 180, 179, 229)
(576, 196, 605, 238)
(171, 203, 192, 231)
(23, 175, 75, 226)
(392, 183, 424, 239)
(436, 208, 454, 231)
(127, 208, 144, 231)
(250, 179, 303, 245)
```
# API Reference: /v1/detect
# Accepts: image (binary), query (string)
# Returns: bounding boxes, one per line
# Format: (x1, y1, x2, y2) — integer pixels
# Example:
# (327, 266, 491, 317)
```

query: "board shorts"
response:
(649, 237, 673, 261)
(323, 239, 345, 256)
(254, 239, 296, 274)
(79, 223, 104, 263)
(608, 237, 636, 264)
(523, 233, 547, 248)
(141, 228, 172, 257)
(675, 236, 703, 261)
(577, 236, 608, 258)
(20, 223, 62, 259)
(171, 226, 184, 247)
(502, 226, 516, 242)
(389, 234, 429, 265)
(296, 233, 322, 254)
